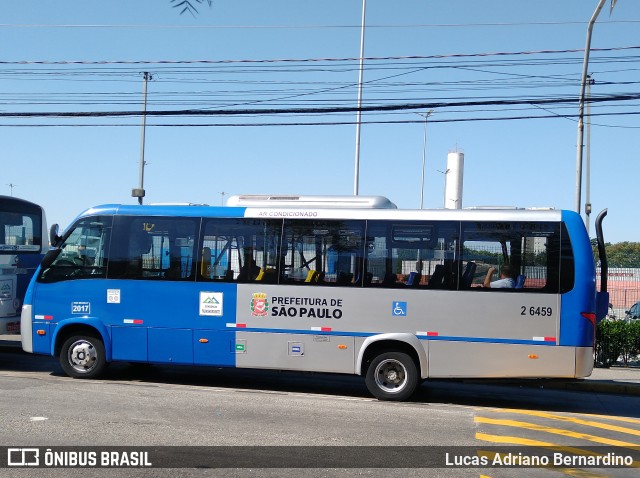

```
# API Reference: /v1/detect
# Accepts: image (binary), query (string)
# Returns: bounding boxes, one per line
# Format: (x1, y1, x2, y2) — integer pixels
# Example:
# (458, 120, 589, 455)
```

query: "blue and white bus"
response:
(0, 196, 47, 334)
(21, 195, 608, 400)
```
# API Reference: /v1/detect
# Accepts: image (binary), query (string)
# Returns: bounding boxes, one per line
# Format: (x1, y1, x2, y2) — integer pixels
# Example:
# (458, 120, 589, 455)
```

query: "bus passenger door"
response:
(107, 215, 240, 367)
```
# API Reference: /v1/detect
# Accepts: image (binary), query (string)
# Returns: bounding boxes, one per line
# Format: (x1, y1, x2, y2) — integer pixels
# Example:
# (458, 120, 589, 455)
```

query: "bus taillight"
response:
(581, 312, 596, 326)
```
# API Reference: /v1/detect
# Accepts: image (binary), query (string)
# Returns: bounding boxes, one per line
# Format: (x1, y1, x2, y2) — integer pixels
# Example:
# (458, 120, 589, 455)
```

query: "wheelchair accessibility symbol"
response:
(392, 301, 407, 317)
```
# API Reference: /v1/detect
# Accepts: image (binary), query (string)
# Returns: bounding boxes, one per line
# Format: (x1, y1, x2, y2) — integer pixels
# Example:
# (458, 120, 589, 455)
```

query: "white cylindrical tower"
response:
(444, 152, 464, 209)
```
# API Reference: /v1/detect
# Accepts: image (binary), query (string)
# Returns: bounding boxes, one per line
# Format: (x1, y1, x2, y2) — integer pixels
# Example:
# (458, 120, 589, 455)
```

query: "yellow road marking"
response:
(486, 409, 640, 438)
(477, 449, 609, 478)
(476, 431, 552, 447)
(475, 416, 640, 448)
(476, 432, 640, 468)
(576, 413, 640, 426)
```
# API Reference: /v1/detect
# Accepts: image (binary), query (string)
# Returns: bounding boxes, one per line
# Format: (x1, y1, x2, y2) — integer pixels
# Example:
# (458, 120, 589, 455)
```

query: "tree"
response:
(591, 240, 640, 268)
(170, 0, 212, 16)
(607, 242, 640, 268)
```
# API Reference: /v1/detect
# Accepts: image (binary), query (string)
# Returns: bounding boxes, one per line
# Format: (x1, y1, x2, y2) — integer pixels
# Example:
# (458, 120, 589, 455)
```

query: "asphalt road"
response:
(1, 345, 640, 478)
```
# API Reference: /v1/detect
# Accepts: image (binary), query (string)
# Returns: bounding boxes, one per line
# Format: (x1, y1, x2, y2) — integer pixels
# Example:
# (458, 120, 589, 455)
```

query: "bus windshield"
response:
(0, 196, 46, 332)
(0, 202, 43, 253)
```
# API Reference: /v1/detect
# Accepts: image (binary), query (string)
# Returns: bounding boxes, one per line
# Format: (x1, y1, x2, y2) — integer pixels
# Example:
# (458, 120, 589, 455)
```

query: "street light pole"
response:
(132, 71, 152, 205)
(414, 110, 431, 275)
(416, 111, 433, 209)
(353, 0, 366, 196)
(575, 0, 610, 214)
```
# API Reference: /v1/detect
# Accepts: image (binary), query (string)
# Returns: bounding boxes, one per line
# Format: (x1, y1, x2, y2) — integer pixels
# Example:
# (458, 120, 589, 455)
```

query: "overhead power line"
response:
(3, 110, 640, 128)
(1, 93, 638, 119)
(0, 45, 637, 130)
(1, 20, 640, 30)
(0, 45, 639, 66)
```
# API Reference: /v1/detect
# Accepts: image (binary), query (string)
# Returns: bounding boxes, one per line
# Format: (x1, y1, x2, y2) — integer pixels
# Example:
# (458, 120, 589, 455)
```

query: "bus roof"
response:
(74, 202, 568, 224)
(0, 195, 44, 212)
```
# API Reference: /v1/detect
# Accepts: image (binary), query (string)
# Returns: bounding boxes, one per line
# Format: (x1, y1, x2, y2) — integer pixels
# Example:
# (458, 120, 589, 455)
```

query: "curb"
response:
(458, 377, 640, 396)
(541, 379, 640, 396)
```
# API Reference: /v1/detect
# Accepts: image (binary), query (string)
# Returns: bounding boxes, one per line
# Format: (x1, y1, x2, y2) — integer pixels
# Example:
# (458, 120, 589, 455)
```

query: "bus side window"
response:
(281, 219, 365, 287)
(461, 221, 560, 292)
(199, 218, 282, 283)
(107, 217, 196, 281)
(364, 220, 458, 290)
(461, 223, 515, 290)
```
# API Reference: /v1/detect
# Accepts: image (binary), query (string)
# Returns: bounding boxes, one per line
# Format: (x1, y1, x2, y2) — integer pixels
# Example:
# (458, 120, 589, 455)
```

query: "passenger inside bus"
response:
(75, 242, 94, 266)
(237, 257, 260, 282)
(482, 264, 516, 289)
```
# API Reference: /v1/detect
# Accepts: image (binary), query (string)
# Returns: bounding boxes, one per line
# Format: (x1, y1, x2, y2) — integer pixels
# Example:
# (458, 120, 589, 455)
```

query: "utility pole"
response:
(585, 75, 595, 235)
(6, 183, 16, 196)
(353, 0, 366, 195)
(132, 72, 152, 205)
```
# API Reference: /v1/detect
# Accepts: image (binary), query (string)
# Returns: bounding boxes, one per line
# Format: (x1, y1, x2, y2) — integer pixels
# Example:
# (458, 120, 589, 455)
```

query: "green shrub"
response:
(595, 320, 640, 367)
(620, 321, 640, 366)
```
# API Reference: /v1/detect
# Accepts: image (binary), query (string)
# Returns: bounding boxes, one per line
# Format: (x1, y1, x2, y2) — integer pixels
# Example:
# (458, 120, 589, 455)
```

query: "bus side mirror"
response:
(49, 224, 62, 248)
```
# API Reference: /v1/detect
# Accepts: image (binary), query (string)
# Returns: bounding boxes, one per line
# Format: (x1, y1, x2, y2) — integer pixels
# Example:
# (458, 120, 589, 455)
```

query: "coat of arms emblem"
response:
(251, 293, 269, 317)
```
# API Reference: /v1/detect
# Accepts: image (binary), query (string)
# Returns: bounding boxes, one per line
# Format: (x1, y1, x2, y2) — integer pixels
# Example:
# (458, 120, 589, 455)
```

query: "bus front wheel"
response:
(59, 334, 106, 379)
(365, 351, 418, 401)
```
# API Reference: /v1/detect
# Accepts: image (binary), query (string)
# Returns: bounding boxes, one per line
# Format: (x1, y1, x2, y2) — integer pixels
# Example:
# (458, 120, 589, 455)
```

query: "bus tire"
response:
(59, 334, 106, 379)
(365, 351, 418, 401)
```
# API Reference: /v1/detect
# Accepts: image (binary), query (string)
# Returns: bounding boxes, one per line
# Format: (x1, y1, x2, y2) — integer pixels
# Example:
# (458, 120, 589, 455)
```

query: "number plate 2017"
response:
(71, 301, 91, 314)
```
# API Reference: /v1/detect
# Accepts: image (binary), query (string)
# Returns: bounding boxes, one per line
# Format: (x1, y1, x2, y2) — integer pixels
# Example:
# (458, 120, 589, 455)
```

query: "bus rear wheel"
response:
(59, 334, 106, 379)
(365, 351, 418, 401)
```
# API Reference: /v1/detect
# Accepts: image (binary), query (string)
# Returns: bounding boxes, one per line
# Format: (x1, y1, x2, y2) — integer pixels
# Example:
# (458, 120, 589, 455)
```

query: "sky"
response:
(1, 0, 638, 243)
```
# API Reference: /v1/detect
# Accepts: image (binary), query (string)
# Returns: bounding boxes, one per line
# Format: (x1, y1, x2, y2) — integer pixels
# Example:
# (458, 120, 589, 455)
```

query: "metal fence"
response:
(593, 267, 640, 368)
(597, 267, 640, 319)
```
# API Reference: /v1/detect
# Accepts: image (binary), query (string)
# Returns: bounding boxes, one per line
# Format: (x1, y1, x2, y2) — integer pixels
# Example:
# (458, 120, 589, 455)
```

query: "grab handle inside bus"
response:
(595, 208, 608, 322)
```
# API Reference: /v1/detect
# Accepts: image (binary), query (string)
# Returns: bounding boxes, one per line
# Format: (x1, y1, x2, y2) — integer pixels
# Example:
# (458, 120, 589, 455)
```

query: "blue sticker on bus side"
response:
(392, 301, 407, 317)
